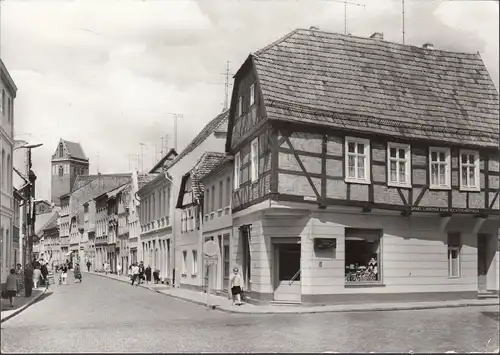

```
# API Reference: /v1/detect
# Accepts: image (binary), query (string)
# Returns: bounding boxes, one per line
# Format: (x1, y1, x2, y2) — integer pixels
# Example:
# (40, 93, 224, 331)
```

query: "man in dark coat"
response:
(24, 264, 33, 297)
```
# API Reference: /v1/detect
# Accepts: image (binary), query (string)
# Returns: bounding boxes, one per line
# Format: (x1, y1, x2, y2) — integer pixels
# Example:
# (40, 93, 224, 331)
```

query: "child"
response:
(230, 267, 243, 306)
(6, 269, 18, 307)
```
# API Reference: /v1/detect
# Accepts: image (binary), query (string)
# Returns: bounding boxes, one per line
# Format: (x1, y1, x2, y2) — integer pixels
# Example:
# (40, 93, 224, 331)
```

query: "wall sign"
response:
(410, 206, 481, 214)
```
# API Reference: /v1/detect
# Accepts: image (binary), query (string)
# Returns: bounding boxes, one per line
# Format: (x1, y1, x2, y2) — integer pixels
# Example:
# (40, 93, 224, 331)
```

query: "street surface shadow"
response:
(481, 311, 499, 322)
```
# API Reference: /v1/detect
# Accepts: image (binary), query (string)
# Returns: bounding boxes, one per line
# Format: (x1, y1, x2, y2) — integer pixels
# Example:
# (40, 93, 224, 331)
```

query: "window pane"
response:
(461, 154, 467, 164)
(348, 156, 355, 178)
(390, 148, 397, 158)
(398, 148, 405, 159)
(357, 143, 365, 155)
(469, 167, 475, 186)
(399, 162, 406, 183)
(468, 154, 474, 165)
(348, 142, 355, 153)
(461, 167, 468, 186)
(431, 151, 437, 162)
(390, 161, 397, 182)
(439, 152, 445, 162)
(431, 164, 438, 185)
(439, 165, 446, 185)
(357, 156, 365, 179)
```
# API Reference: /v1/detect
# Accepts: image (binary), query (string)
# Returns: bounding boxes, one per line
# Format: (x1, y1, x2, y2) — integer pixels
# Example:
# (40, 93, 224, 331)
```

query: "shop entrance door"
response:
(477, 234, 489, 292)
(273, 240, 301, 302)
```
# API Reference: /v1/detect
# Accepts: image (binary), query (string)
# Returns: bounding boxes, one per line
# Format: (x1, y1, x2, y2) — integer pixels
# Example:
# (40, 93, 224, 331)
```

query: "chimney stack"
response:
(422, 43, 434, 50)
(369, 32, 384, 40)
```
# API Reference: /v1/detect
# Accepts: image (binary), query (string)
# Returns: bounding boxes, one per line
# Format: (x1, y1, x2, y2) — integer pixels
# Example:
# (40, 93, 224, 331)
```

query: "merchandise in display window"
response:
(344, 229, 381, 284)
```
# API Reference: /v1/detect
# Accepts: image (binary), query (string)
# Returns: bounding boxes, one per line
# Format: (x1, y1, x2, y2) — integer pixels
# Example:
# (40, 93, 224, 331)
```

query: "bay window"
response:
(429, 147, 451, 189)
(459, 150, 479, 191)
(387, 143, 411, 187)
(345, 137, 370, 183)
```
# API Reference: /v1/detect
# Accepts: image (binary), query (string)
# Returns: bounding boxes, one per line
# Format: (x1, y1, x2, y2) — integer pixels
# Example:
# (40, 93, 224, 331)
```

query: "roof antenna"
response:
(330, 0, 365, 35)
(402, 0, 405, 44)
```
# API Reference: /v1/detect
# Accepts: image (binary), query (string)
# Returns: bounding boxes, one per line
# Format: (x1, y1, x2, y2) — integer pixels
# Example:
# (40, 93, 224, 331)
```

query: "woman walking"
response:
(61, 264, 68, 285)
(230, 267, 243, 306)
(74, 263, 82, 283)
(6, 269, 18, 307)
(145, 265, 152, 285)
(33, 266, 42, 289)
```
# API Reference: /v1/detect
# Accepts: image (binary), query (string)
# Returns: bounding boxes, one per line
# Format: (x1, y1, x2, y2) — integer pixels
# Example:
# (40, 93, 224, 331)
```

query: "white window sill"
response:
(429, 185, 451, 191)
(387, 182, 412, 189)
(345, 179, 371, 185)
(459, 187, 480, 192)
(448, 275, 460, 279)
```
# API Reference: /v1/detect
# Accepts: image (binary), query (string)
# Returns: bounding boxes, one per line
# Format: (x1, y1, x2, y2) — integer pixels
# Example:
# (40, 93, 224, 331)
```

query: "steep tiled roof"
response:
(149, 148, 178, 173)
(248, 28, 499, 148)
(42, 212, 59, 231)
(160, 109, 229, 173)
(62, 140, 88, 160)
(176, 152, 225, 208)
(137, 173, 159, 189)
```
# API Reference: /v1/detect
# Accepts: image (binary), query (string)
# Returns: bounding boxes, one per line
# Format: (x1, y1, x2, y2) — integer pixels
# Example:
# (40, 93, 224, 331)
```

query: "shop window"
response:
(344, 228, 381, 284)
(448, 233, 461, 278)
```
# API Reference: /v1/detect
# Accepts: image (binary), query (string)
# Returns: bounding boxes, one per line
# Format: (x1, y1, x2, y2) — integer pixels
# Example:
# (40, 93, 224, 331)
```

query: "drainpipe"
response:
(197, 197, 204, 288)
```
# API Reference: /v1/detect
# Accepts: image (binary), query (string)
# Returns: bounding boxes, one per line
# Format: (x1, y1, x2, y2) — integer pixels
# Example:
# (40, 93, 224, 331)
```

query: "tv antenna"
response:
(164, 113, 183, 152)
(325, 0, 366, 34)
(402, 0, 405, 44)
(208, 61, 234, 111)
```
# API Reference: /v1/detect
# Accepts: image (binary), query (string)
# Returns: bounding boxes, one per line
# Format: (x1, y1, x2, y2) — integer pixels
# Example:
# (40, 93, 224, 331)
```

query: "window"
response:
(6, 154, 10, 187)
(211, 186, 215, 212)
(250, 84, 255, 106)
(345, 137, 370, 183)
(1, 89, 4, 115)
(59, 143, 64, 158)
(158, 190, 162, 217)
(219, 180, 223, 210)
(7, 98, 11, 123)
(226, 177, 231, 207)
(387, 143, 411, 187)
(205, 189, 209, 214)
(182, 251, 187, 275)
(234, 152, 241, 189)
(447, 233, 461, 278)
(1, 149, 4, 189)
(251, 138, 259, 182)
(459, 150, 479, 191)
(344, 228, 381, 284)
(187, 208, 192, 231)
(237, 96, 242, 117)
(192, 250, 198, 275)
(59, 165, 63, 177)
(429, 147, 451, 189)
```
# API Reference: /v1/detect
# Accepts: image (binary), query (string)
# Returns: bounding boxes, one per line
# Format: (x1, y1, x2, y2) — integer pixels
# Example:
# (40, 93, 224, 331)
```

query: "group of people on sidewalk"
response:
(128, 262, 161, 286)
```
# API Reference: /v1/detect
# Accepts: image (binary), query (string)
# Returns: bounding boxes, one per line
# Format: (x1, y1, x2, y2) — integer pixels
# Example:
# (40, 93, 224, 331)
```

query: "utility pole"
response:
(402, 0, 405, 44)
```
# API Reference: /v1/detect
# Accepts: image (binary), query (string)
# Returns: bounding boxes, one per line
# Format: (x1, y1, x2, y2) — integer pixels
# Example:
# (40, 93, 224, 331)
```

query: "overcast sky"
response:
(2, 0, 498, 201)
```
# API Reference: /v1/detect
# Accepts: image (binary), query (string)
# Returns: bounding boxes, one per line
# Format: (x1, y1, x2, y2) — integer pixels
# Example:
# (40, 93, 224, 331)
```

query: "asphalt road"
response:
(1, 273, 499, 353)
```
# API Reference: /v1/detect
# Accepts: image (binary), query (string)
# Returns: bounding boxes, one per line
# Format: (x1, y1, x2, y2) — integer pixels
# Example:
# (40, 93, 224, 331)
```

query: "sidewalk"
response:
(86, 271, 499, 315)
(1, 287, 49, 323)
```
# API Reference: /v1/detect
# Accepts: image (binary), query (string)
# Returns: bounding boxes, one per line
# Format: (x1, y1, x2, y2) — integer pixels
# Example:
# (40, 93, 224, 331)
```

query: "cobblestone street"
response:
(1, 273, 498, 353)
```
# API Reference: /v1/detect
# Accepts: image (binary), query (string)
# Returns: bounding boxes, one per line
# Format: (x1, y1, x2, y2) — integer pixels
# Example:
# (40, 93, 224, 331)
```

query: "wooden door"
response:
(477, 234, 488, 292)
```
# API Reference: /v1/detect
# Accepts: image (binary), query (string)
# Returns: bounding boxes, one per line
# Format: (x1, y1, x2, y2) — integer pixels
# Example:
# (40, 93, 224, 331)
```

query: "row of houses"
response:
(39, 28, 500, 305)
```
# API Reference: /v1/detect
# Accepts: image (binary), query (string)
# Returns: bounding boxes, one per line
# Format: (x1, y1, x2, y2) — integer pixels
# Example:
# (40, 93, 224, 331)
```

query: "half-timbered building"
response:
(176, 152, 225, 290)
(226, 28, 500, 304)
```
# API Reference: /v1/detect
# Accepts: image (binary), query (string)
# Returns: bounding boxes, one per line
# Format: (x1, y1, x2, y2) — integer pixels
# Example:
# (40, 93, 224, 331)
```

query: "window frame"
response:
(182, 250, 187, 275)
(447, 233, 461, 278)
(234, 152, 241, 190)
(250, 138, 259, 182)
(387, 142, 411, 188)
(249, 84, 255, 107)
(344, 228, 383, 286)
(459, 149, 480, 192)
(429, 147, 451, 190)
(344, 137, 371, 184)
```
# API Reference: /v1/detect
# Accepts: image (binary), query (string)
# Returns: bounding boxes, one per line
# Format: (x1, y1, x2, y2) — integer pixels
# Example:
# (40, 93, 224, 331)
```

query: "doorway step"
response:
(274, 282, 301, 302)
(270, 300, 302, 306)
(478, 290, 499, 299)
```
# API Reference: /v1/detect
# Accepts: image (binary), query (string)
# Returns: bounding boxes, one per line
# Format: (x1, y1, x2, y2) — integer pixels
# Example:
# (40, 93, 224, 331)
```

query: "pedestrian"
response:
(74, 263, 82, 283)
(104, 262, 109, 275)
(117, 263, 122, 276)
(153, 269, 160, 284)
(86, 260, 91, 272)
(138, 262, 145, 285)
(4, 269, 18, 307)
(145, 265, 152, 284)
(41, 263, 49, 286)
(230, 267, 243, 306)
(131, 263, 140, 286)
(61, 264, 68, 285)
(33, 266, 42, 289)
(24, 264, 33, 297)
(15, 264, 23, 296)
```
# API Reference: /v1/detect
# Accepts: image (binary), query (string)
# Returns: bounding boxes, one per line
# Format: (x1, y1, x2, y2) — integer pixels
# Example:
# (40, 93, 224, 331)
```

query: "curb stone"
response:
(87, 271, 499, 315)
(1, 286, 49, 324)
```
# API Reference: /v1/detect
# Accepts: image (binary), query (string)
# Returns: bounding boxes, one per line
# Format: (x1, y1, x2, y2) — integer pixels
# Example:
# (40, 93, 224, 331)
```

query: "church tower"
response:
(50, 139, 90, 205)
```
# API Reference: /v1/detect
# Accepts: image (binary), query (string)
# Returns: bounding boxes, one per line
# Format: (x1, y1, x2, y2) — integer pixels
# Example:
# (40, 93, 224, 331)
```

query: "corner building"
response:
(225, 29, 500, 304)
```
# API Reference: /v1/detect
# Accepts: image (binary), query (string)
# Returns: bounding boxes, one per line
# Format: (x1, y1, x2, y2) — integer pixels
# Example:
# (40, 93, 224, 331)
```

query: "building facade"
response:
(12, 189, 22, 267)
(0, 59, 17, 283)
(59, 195, 71, 262)
(137, 173, 172, 282)
(176, 152, 225, 290)
(117, 185, 130, 273)
(51, 139, 89, 205)
(225, 28, 500, 304)
(200, 157, 233, 292)
(95, 193, 108, 270)
(151, 110, 228, 287)
(83, 200, 96, 269)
